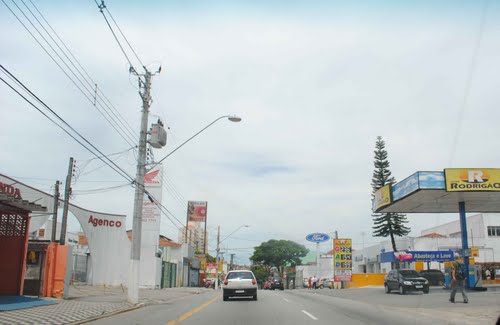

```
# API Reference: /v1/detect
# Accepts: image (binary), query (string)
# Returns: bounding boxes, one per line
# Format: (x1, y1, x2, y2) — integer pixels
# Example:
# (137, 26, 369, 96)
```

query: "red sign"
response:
(88, 215, 122, 228)
(187, 201, 207, 222)
(0, 181, 22, 199)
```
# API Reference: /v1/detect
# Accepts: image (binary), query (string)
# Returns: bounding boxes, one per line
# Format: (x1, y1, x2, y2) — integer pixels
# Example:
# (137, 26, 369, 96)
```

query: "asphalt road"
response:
(89, 287, 500, 325)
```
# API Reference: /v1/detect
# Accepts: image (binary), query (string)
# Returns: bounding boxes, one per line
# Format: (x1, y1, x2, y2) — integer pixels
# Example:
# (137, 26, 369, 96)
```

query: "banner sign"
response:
(373, 184, 392, 211)
(381, 250, 454, 263)
(306, 233, 330, 243)
(187, 201, 208, 222)
(445, 168, 500, 192)
(334, 238, 352, 281)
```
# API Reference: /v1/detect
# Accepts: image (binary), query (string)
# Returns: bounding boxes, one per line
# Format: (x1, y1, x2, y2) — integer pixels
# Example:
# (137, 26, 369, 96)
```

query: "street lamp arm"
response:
(147, 115, 240, 171)
(220, 225, 249, 244)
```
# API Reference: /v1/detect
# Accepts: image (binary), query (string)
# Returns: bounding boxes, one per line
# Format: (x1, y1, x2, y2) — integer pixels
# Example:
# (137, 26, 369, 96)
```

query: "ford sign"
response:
(306, 233, 330, 243)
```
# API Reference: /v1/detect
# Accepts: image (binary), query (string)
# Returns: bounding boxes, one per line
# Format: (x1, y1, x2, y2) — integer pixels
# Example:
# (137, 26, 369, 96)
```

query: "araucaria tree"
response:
(371, 136, 410, 258)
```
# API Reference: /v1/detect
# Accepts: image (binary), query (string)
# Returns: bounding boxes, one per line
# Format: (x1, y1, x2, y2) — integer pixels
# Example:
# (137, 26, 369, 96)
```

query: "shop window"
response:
(487, 226, 500, 237)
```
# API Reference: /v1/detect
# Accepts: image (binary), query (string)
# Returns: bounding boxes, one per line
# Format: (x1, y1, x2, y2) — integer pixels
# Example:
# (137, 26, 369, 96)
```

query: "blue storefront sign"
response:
(380, 250, 454, 263)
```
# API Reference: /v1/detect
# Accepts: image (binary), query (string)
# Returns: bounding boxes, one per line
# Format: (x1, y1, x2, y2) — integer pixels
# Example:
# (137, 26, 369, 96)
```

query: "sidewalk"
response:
(0, 285, 213, 325)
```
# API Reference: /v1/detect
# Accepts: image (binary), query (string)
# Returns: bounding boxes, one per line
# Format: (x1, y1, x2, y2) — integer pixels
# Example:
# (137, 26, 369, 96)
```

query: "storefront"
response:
(0, 182, 46, 295)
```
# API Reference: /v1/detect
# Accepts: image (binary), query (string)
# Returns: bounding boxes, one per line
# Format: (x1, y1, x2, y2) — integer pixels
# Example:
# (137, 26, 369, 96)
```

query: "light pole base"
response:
(128, 259, 139, 304)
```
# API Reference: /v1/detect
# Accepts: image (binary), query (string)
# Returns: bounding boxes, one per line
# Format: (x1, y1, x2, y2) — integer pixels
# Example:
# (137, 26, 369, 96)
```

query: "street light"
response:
(215, 225, 250, 290)
(147, 115, 242, 171)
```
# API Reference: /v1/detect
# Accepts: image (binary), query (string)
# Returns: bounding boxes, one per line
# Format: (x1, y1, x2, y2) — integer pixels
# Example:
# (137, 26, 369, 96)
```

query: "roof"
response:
(419, 232, 446, 238)
(375, 171, 500, 213)
(0, 192, 47, 213)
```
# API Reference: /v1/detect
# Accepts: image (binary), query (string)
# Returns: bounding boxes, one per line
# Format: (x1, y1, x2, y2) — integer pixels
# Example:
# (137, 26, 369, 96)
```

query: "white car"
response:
(222, 270, 258, 301)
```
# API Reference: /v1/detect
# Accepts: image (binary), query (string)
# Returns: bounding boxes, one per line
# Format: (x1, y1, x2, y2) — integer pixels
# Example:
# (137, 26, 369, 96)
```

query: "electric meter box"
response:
(150, 124, 167, 148)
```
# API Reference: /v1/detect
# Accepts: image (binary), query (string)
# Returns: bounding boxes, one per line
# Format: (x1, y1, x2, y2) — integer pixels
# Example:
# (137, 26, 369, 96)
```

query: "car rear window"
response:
(227, 272, 254, 280)
(399, 270, 419, 277)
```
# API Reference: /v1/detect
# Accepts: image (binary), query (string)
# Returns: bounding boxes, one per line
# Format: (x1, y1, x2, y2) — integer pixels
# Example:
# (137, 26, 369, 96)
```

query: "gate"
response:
(161, 262, 177, 288)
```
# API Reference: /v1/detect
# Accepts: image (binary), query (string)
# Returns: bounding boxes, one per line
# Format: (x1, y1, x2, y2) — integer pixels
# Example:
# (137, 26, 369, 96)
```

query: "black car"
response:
(270, 277, 284, 290)
(418, 269, 445, 286)
(385, 269, 429, 294)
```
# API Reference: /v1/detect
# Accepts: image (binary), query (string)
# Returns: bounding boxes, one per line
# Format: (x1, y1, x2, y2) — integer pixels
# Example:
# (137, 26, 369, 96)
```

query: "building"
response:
(178, 222, 208, 253)
(353, 213, 500, 275)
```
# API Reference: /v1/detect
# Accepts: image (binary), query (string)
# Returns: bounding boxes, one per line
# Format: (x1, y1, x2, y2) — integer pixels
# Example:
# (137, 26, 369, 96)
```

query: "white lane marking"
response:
(301, 310, 318, 320)
(283, 298, 289, 302)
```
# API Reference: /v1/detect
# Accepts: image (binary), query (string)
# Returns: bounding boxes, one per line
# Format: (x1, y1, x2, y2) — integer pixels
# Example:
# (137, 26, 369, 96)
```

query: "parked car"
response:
(385, 269, 429, 295)
(316, 278, 331, 289)
(223, 270, 258, 301)
(419, 269, 445, 286)
(303, 278, 309, 288)
(270, 276, 284, 290)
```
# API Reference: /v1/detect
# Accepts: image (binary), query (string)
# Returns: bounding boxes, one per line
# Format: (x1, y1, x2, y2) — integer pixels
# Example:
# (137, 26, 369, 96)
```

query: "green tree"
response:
(371, 136, 411, 264)
(251, 265, 270, 284)
(250, 239, 308, 272)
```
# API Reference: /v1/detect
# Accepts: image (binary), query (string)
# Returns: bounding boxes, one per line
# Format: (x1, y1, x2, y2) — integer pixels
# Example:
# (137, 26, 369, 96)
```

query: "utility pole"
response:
(230, 253, 235, 270)
(128, 68, 157, 304)
(60, 158, 74, 245)
(215, 226, 220, 290)
(51, 181, 60, 242)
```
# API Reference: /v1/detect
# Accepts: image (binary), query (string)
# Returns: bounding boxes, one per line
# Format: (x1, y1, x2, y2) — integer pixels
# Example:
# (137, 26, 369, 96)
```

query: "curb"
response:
(69, 303, 144, 325)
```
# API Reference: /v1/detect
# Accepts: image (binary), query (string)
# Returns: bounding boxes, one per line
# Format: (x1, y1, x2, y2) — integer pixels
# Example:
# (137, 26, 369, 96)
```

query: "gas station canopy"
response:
(373, 169, 500, 214)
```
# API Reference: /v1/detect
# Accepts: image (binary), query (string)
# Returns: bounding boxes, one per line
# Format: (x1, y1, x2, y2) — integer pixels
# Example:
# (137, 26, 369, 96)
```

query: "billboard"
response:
(334, 239, 352, 281)
(373, 184, 392, 212)
(187, 201, 208, 222)
(445, 168, 500, 192)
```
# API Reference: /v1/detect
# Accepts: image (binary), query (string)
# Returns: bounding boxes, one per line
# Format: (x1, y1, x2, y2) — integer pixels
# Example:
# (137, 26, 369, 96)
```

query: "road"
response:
(89, 287, 500, 325)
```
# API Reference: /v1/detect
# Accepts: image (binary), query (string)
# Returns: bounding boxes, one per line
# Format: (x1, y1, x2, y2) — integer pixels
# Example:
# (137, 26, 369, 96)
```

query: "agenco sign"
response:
(305, 233, 330, 243)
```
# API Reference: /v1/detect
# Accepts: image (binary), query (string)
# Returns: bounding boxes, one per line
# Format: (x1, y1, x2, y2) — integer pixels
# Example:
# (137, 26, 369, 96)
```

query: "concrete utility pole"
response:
(51, 181, 60, 242)
(128, 69, 154, 304)
(60, 158, 74, 245)
(215, 226, 220, 290)
(230, 253, 235, 270)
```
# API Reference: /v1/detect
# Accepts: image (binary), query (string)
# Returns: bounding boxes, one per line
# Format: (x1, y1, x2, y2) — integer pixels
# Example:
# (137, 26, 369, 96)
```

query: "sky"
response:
(1, 0, 499, 264)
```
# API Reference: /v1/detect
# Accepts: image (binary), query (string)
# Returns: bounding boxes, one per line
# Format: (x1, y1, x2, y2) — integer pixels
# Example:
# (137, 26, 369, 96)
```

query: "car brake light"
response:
(252, 279, 256, 285)
(224, 280, 228, 285)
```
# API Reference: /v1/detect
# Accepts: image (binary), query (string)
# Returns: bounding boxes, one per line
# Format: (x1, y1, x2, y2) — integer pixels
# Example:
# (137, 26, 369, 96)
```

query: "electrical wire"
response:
(72, 183, 132, 194)
(4, 0, 138, 148)
(94, 0, 139, 71)
(0, 65, 134, 183)
(449, 0, 489, 166)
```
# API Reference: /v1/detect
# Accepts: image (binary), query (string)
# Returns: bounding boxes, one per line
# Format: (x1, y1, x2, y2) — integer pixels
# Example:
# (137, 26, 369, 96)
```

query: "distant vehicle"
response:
(223, 270, 258, 301)
(316, 278, 331, 289)
(303, 278, 309, 288)
(263, 281, 271, 290)
(385, 269, 429, 295)
(419, 269, 445, 286)
(270, 276, 284, 290)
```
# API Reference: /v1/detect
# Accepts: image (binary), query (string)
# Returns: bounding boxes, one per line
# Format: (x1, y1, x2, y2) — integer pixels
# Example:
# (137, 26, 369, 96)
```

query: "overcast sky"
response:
(1, 0, 499, 263)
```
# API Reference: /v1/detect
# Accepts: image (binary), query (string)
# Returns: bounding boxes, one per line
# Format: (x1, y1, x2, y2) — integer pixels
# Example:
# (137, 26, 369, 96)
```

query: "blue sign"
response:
(306, 233, 330, 243)
(380, 250, 454, 263)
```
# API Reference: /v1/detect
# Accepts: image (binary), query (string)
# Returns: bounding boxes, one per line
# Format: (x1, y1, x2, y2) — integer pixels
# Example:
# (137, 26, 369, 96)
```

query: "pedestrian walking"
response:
(449, 260, 468, 303)
(308, 276, 312, 289)
(312, 276, 317, 289)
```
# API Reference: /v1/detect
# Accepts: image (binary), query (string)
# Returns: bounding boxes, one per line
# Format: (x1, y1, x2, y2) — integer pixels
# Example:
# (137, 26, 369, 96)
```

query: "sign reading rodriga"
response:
(445, 168, 500, 192)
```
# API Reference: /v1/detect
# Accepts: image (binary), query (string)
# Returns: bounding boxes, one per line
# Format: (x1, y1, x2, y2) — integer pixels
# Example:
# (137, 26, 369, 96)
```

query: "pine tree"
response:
(371, 136, 410, 266)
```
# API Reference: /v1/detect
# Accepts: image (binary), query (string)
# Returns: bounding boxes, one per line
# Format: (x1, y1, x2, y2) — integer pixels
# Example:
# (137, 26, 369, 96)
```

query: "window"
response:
(487, 226, 500, 237)
(227, 271, 254, 280)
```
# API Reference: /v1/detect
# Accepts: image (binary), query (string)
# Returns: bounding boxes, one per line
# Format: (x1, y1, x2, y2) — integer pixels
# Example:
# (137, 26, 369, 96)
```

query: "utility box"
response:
(150, 123, 167, 148)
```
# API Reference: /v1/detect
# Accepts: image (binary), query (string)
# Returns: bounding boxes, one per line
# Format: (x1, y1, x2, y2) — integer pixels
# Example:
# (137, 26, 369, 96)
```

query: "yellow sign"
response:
(373, 184, 392, 211)
(445, 168, 500, 192)
(334, 239, 352, 281)
(471, 246, 479, 257)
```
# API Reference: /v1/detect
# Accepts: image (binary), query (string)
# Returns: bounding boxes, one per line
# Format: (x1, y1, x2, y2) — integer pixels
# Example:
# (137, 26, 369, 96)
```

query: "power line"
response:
(0, 65, 134, 183)
(94, 0, 143, 72)
(3, 0, 138, 147)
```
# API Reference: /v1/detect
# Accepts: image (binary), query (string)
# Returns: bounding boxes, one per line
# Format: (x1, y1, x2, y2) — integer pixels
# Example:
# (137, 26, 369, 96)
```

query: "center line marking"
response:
(302, 310, 318, 320)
